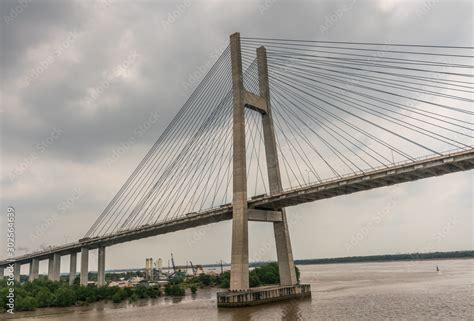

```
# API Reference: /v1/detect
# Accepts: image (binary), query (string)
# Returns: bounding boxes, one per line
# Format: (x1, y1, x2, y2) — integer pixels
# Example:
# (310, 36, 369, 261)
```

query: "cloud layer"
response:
(1, 0, 472, 272)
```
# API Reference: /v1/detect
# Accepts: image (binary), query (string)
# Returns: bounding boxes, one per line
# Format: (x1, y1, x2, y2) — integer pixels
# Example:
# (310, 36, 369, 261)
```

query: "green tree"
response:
(35, 288, 54, 307)
(15, 296, 38, 311)
(75, 285, 97, 303)
(112, 288, 126, 303)
(0, 287, 9, 311)
(164, 285, 185, 296)
(146, 286, 161, 298)
(249, 271, 262, 287)
(54, 287, 75, 307)
(295, 266, 300, 283)
(219, 271, 230, 288)
(254, 262, 279, 285)
(198, 274, 212, 286)
(134, 284, 149, 298)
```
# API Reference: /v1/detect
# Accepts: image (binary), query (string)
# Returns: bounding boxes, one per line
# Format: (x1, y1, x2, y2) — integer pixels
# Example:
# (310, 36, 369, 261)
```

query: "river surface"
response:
(6, 259, 473, 321)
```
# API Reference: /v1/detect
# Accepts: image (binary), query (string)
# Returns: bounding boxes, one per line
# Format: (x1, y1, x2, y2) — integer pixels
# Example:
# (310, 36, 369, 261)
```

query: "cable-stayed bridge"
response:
(2, 34, 473, 304)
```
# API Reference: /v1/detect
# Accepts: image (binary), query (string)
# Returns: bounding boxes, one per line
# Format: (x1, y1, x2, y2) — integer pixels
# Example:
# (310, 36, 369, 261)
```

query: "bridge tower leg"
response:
(29, 258, 39, 281)
(69, 252, 77, 285)
(219, 32, 310, 306)
(80, 247, 89, 286)
(257, 47, 297, 286)
(229, 32, 249, 290)
(228, 33, 297, 290)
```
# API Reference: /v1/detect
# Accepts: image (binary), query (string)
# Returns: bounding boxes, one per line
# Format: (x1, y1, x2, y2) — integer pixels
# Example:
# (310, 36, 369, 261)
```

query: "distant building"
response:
(145, 258, 154, 280)
(156, 258, 163, 271)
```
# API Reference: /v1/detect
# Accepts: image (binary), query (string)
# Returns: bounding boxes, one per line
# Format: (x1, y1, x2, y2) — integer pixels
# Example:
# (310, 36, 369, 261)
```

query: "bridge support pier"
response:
(69, 252, 77, 285)
(97, 246, 106, 286)
(48, 256, 54, 280)
(13, 263, 21, 282)
(29, 258, 39, 281)
(0, 266, 4, 280)
(52, 253, 61, 281)
(80, 247, 89, 286)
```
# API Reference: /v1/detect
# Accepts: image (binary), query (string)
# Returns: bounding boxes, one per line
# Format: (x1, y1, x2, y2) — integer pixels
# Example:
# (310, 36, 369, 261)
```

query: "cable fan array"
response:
(241, 37, 473, 188)
(86, 46, 272, 238)
(86, 46, 234, 237)
(86, 37, 473, 238)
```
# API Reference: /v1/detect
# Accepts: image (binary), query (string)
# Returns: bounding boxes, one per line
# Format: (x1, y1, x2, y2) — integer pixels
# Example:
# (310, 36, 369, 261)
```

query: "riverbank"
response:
(0, 263, 297, 313)
(5, 259, 472, 320)
(294, 250, 474, 266)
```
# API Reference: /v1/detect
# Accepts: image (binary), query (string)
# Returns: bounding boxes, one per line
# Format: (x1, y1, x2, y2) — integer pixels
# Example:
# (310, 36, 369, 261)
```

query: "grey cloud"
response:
(1, 0, 472, 268)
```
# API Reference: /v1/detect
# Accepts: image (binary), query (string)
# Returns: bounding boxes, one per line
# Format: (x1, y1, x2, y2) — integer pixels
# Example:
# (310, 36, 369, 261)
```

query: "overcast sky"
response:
(1, 0, 472, 273)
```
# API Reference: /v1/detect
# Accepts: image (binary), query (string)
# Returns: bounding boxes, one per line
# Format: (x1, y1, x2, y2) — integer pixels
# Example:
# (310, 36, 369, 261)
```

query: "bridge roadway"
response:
(1, 148, 473, 268)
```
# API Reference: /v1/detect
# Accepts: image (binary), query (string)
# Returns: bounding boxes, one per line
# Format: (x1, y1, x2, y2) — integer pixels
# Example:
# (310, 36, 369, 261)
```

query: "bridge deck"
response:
(2, 148, 473, 266)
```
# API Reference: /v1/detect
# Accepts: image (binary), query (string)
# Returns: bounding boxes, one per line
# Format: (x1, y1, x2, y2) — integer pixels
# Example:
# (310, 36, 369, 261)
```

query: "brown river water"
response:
(5, 259, 473, 321)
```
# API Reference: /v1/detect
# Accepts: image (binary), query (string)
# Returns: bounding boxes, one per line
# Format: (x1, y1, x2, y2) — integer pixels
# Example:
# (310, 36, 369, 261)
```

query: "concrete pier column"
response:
(29, 258, 39, 281)
(13, 263, 21, 282)
(97, 246, 106, 286)
(229, 32, 249, 290)
(257, 46, 297, 286)
(48, 257, 54, 280)
(52, 253, 61, 281)
(80, 247, 89, 286)
(69, 252, 77, 285)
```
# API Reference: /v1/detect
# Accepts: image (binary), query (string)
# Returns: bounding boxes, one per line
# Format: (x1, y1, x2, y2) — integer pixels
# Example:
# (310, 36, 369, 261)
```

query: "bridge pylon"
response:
(229, 32, 297, 291)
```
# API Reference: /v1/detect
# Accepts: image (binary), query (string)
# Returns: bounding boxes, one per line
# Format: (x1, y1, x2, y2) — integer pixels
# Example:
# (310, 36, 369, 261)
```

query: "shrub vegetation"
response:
(0, 278, 161, 312)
